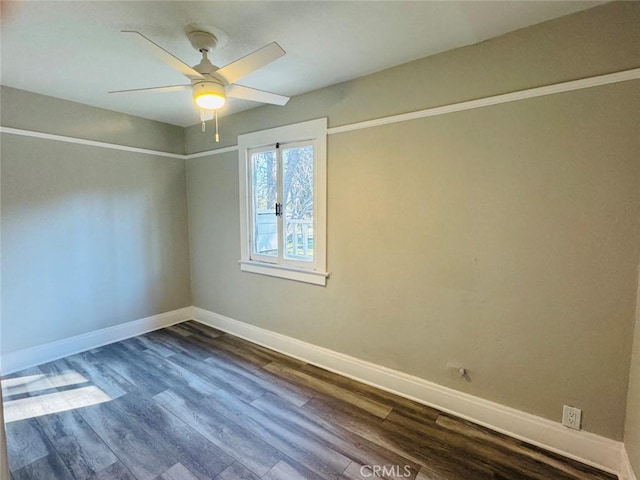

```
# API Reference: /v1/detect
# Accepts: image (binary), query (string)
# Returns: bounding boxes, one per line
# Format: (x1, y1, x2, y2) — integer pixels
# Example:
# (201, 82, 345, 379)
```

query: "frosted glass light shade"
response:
(193, 81, 226, 110)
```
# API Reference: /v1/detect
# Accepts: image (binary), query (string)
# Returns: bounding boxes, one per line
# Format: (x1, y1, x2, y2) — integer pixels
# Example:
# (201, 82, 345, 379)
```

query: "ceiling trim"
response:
(2, 67, 638, 160)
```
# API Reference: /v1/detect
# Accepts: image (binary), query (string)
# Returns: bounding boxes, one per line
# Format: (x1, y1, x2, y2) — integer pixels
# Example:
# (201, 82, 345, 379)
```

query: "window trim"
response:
(238, 118, 328, 286)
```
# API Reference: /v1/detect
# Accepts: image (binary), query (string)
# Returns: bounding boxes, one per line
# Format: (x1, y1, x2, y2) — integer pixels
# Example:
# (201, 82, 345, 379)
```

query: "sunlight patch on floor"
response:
(4, 385, 112, 423)
(1, 370, 88, 397)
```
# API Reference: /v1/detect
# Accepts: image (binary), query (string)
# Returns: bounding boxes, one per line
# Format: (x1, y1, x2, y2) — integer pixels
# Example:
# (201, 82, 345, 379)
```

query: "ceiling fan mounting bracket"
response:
(187, 30, 217, 53)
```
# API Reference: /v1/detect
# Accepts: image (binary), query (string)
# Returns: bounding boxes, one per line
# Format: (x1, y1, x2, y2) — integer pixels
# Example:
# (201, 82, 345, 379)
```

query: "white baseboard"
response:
(621, 448, 638, 480)
(1, 306, 193, 375)
(193, 306, 625, 477)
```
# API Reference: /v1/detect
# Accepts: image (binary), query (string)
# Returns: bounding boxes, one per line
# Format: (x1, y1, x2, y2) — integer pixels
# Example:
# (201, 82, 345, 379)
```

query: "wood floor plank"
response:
(194, 338, 315, 407)
(140, 351, 220, 399)
(340, 461, 365, 480)
(147, 329, 215, 359)
(415, 460, 496, 480)
(50, 353, 132, 399)
(7, 414, 76, 480)
(381, 410, 515, 479)
(170, 344, 280, 403)
(262, 459, 327, 480)
(203, 351, 312, 407)
(251, 392, 420, 480)
(89, 343, 172, 396)
(199, 335, 304, 368)
(156, 462, 201, 480)
(303, 396, 496, 479)
(435, 415, 616, 480)
(134, 331, 191, 357)
(166, 351, 267, 403)
(117, 336, 149, 352)
(10, 450, 75, 480)
(182, 320, 225, 339)
(116, 391, 236, 480)
(78, 399, 177, 480)
(263, 361, 392, 419)
(5, 419, 50, 472)
(153, 388, 284, 477)
(173, 321, 224, 339)
(165, 324, 196, 337)
(300, 364, 441, 422)
(383, 412, 574, 480)
(189, 334, 274, 367)
(37, 409, 118, 479)
(87, 461, 138, 480)
(218, 334, 307, 369)
(387, 402, 441, 427)
(113, 343, 220, 400)
(193, 386, 353, 479)
(214, 462, 262, 480)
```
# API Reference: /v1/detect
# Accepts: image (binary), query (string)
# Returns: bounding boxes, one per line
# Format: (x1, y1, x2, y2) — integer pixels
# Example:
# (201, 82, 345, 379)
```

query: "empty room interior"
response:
(1, 1, 640, 479)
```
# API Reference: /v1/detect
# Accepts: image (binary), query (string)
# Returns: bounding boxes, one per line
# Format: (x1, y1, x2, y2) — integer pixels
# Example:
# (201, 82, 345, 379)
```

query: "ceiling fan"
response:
(110, 27, 290, 140)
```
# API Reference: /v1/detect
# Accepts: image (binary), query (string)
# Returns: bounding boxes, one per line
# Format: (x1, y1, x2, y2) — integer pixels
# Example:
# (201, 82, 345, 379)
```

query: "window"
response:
(238, 118, 328, 285)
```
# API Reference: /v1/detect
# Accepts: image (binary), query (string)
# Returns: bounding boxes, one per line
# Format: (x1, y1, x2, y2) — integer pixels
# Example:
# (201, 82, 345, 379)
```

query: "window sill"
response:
(239, 260, 329, 286)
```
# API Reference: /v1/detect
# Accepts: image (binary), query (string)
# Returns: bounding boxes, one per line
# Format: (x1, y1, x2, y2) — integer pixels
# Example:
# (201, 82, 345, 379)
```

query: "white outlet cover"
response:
(562, 405, 582, 430)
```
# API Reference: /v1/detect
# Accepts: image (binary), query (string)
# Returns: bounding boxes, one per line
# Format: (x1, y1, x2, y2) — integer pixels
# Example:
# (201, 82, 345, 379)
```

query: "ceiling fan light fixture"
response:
(193, 81, 226, 110)
(113, 29, 289, 130)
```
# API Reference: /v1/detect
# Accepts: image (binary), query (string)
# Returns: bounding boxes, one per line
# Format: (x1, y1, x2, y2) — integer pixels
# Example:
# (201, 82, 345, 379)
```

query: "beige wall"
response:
(625, 268, 640, 475)
(186, 2, 640, 440)
(1, 88, 192, 354)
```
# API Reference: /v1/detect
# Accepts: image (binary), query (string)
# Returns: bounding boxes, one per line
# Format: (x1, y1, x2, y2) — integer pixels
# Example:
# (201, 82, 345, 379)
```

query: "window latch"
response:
(275, 203, 282, 216)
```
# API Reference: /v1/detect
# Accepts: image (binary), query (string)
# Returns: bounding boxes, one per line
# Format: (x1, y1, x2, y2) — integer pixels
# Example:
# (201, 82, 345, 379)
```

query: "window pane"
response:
(252, 150, 278, 257)
(283, 145, 314, 261)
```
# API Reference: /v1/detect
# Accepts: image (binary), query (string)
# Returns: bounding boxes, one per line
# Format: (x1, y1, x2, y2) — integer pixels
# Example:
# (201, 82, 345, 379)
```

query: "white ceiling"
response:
(1, 1, 603, 127)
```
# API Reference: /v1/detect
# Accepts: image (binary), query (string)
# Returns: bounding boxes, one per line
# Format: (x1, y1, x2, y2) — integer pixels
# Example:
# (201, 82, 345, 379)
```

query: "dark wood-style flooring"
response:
(2, 321, 617, 480)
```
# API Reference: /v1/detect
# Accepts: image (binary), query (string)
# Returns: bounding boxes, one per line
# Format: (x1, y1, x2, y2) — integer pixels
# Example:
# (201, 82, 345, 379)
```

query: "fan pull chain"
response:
(215, 110, 220, 143)
(202, 120, 206, 133)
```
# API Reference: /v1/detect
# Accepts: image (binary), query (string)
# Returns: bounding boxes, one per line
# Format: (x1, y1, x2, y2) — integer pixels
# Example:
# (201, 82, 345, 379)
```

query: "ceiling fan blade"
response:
(122, 30, 204, 80)
(226, 84, 289, 106)
(216, 42, 285, 85)
(109, 85, 191, 95)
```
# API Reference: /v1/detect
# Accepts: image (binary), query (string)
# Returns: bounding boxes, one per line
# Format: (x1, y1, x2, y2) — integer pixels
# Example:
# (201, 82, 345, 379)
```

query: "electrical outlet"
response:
(562, 405, 582, 430)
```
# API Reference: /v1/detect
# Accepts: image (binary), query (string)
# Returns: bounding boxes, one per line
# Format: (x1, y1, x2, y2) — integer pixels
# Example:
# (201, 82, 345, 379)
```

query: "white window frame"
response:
(238, 118, 328, 286)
